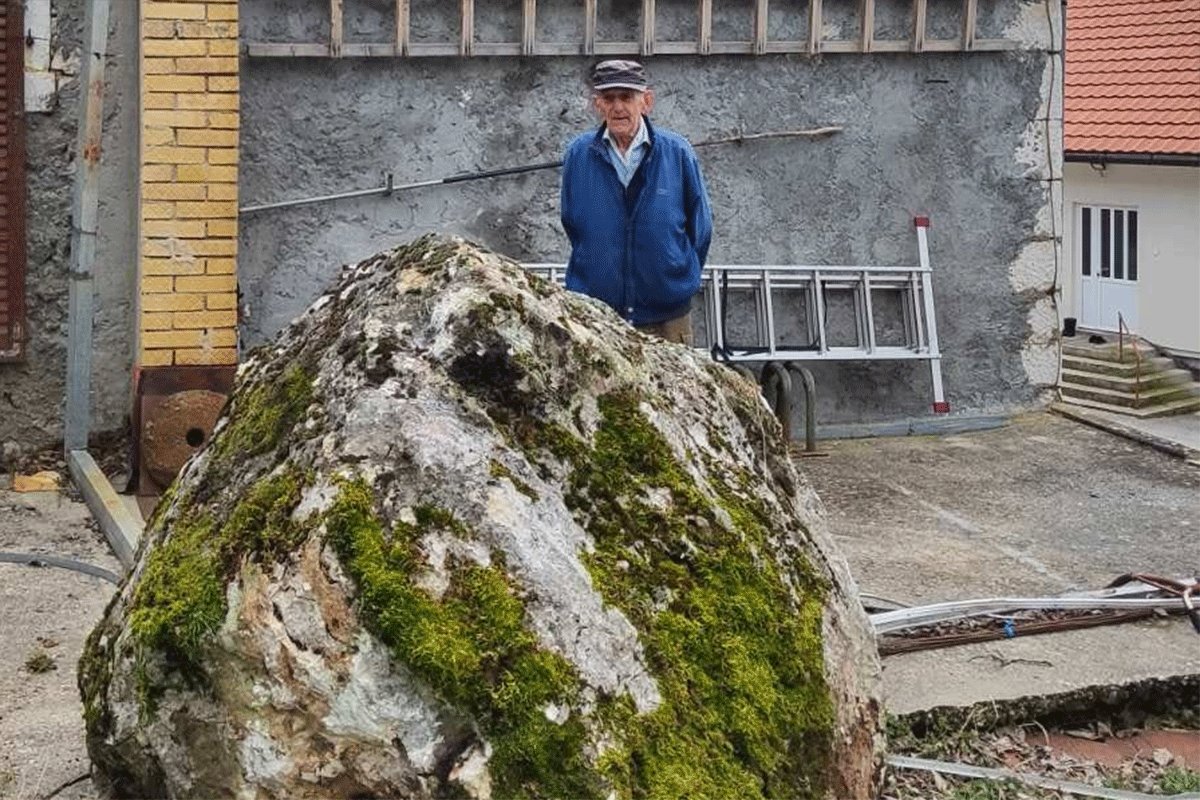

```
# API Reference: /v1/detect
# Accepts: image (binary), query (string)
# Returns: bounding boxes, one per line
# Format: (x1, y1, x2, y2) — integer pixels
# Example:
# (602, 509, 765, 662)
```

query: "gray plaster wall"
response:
(0, 0, 138, 456)
(240, 0, 1061, 426)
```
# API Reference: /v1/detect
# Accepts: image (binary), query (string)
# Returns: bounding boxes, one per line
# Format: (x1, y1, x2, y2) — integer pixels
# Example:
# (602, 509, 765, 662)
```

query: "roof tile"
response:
(1065, 0, 1200, 155)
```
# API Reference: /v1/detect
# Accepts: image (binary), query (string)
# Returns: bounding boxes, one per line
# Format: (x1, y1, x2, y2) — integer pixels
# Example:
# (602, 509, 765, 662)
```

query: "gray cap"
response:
(591, 60, 648, 92)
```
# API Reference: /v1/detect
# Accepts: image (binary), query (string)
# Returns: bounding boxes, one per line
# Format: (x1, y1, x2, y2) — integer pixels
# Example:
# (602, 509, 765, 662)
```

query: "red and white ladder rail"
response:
(525, 217, 948, 414)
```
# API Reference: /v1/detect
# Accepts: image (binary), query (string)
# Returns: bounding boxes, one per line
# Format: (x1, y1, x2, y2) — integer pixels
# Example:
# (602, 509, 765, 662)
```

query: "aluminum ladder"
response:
(525, 216, 947, 413)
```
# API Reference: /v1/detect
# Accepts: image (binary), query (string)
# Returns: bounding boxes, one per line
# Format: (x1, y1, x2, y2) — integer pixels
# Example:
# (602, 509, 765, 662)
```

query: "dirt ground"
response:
(0, 476, 116, 800)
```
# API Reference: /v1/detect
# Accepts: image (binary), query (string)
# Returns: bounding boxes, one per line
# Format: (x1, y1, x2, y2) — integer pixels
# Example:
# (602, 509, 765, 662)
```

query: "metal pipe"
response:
(871, 596, 1190, 634)
(784, 362, 818, 453)
(64, 0, 111, 452)
(760, 362, 793, 441)
(239, 127, 844, 215)
(887, 755, 1200, 800)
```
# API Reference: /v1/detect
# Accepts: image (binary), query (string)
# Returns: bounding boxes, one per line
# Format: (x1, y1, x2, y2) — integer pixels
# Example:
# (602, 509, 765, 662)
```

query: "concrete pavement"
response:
(799, 412, 1200, 715)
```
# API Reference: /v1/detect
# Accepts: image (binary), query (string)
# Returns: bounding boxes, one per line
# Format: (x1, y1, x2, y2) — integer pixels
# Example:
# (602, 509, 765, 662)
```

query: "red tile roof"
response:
(1065, 0, 1200, 155)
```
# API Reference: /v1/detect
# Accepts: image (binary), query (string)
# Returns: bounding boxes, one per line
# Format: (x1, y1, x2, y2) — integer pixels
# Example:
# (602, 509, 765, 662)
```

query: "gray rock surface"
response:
(80, 236, 882, 799)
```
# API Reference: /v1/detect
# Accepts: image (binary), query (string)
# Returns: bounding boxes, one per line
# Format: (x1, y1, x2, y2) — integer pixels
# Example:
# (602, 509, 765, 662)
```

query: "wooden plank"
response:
(763, 40, 807, 53)
(340, 42, 401, 56)
(474, 42, 523, 56)
(912, 0, 926, 52)
(641, 0, 655, 55)
(708, 40, 755, 54)
(410, 42, 465, 56)
(962, 0, 977, 51)
(584, 0, 597, 55)
(522, 0, 536, 56)
(397, 0, 410, 56)
(657, 41, 704, 55)
(699, 0, 713, 55)
(808, 0, 823, 54)
(754, 0, 768, 55)
(460, 0, 474, 56)
(0, 0, 26, 362)
(859, 0, 874, 53)
(330, 0, 343, 57)
(820, 40, 861, 53)
(594, 41, 642, 55)
(68, 451, 141, 570)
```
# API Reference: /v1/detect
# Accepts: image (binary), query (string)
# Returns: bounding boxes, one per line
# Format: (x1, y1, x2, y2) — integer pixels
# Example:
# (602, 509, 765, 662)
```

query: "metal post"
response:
(812, 270, 828, 353)
(65, 0, 111, 453)
(915, 217, 948, 413)
(761, 362, 792, 441)
(785, 363, 819, 454)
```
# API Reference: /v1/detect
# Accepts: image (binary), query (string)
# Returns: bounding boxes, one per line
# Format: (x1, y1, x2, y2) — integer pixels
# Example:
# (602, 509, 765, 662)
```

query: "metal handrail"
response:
(1117, 312, 1142, 404)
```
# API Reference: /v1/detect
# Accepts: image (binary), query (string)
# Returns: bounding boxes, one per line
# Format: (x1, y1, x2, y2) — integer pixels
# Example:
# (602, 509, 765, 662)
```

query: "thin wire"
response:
(1046, 0, 1066, 402)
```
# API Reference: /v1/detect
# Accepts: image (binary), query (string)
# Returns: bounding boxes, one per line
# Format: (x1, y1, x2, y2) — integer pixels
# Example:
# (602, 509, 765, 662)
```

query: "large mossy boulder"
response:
(80, 236, 882, 799)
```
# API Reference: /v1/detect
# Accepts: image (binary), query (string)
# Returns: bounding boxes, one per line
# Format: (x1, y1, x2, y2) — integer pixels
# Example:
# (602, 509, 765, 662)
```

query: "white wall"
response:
(1064, 162, 1200, 356)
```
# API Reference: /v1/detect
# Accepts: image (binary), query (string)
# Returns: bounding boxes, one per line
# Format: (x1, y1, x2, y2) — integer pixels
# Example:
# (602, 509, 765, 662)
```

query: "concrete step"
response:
(1058, 394, 1200, 418)
(1061, 339, 1158, 363)
(1061, 354, 1179, 377)
(1059, 381, 1200, 409)
(1060, 367, 1194, 393)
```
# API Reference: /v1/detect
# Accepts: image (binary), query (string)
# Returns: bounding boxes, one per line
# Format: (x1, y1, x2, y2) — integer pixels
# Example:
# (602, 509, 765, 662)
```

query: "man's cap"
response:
(591, 60, 648, 92)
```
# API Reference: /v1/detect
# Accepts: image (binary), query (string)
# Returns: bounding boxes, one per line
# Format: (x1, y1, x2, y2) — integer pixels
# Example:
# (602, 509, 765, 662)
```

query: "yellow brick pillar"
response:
(138, 0, 239, 369)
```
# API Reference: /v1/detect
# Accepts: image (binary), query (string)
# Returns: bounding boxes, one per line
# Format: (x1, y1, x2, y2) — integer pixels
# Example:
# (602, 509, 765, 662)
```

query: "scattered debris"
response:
(24, 651, 56, 674)
(887, 694, 1200, 800)
(12, 471, 62, 493)
(873, 575, 1199, 654)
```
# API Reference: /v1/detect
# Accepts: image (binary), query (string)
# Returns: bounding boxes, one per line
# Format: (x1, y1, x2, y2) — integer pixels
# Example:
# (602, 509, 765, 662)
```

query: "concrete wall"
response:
(0, 0, 139, 457)
(238, 0, 1061, 427)
(1063, 162, 1200, 358)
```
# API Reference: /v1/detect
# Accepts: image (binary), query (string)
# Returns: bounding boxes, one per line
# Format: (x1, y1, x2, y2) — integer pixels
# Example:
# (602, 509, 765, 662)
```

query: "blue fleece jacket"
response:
(560, 117, 713, 326)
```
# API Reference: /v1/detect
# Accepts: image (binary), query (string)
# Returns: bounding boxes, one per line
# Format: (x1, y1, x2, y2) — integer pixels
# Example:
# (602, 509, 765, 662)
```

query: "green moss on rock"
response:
(127, 469, 309, 703)
(211, 364, 313, 466)
(528, 392, 835, 799)
(489, 460, 539, 502)
(324, 480, 601, 799)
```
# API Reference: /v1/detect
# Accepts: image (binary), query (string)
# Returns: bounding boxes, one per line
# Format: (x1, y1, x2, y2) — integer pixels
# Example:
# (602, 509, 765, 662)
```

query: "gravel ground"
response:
(0, 474, 117, 800)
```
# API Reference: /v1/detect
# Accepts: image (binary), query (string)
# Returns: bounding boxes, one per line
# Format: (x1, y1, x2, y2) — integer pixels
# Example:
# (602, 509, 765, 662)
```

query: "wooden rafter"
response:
(460, 0, 475, 56)
(641, 0, 656, 56)
(584, 0, 597, 56)
(962, 0, 977, 50)
(808, 0, 823, 54)
(242, 0, 1024, 60)
(754, 0, 769, 55)
(522, 0, 536, 55)
(860, 0, 875, 53)
(330, 0, 343, 56)
(912, 0, 927, 52)
(396, 0, 410, 56)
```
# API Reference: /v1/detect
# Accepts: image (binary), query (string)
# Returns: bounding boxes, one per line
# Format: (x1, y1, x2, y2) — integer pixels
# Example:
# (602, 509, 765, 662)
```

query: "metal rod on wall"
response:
(238, 127, 844, 215)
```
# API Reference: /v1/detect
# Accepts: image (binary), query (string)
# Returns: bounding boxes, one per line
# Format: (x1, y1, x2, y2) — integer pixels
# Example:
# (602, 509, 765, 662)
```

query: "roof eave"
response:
(1065, 150, 1200, 167)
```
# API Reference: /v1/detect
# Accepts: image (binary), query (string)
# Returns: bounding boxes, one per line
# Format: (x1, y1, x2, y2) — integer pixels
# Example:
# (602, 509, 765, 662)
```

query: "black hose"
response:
(0, 552, 121, 585)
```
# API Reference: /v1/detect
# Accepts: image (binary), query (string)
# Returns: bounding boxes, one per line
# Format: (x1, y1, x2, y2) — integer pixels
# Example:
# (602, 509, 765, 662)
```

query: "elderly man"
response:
(560, 60, 713, 345)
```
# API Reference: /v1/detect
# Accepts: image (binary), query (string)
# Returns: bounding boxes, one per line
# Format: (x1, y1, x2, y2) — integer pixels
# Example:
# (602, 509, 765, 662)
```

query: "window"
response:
(1080, 204, 1138, 283)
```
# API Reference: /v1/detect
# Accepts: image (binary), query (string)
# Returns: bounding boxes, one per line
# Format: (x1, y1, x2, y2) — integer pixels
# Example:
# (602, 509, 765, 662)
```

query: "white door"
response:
(1078, 205, 1139, 332)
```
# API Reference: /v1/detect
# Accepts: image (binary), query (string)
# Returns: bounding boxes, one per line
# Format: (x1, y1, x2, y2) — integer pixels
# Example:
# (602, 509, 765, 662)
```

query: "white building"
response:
(1062, 0, 1200, 363)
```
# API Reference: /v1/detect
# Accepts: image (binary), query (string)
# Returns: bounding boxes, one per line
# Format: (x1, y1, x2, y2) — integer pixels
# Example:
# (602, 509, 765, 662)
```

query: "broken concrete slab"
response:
(801, 412, 1200, 716)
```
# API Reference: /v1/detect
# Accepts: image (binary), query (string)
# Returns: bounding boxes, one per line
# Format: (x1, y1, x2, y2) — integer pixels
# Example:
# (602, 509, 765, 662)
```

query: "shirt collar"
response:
(603, 117, 649, 156)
